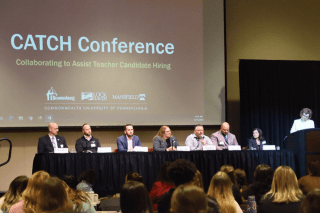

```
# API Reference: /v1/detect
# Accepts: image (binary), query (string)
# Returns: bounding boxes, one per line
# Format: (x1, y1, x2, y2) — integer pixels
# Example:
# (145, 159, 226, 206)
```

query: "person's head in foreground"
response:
(125, 171, 143, 183)
(0, 175, 29, 212)
(120, 181, 154, 213)
(207, 171, 238, 213)
(36, 177, 73, 213)
(170, 184, 208, 213)
(299, 188, 320, 213)
(264, 165, 303, 203)
(167, 159, 197, 187)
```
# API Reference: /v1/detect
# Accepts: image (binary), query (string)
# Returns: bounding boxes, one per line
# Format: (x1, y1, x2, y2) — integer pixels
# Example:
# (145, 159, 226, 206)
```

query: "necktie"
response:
(224, 135, 228, 145)
(51, 137, 57, 148)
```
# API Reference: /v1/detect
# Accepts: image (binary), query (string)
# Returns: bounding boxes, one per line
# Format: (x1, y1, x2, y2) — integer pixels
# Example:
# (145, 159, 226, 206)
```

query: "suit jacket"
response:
(117, 134, 142, 152)
(38, 135, 68, 153)
(153, 136, 180, 152)
(210, 131, 238, 150)
(75, 136, 101, 153)
(248, 138, 266, 150)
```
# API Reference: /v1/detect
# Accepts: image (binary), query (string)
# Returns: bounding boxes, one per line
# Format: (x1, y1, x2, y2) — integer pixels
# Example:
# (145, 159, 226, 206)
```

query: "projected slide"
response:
(0, 0, 225, 127)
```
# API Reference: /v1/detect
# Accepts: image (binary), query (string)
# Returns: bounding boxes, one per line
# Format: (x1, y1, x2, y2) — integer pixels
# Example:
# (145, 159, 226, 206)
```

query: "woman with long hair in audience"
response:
(9, 171, 50, 213)
(299, 188, 320, 213)
(258, 166, 303, 213)
(36, 177, 73, 213)
(242, 164, 274, 204)
(125, 171, 143, 183)
(207, 171, 242, 213)
(149, 161, 174, 211)
(0, 176, 29, 213)
(298, 160, 320, 195)
(171, 184, 208, 213)
(63, 180, 96, 213)
(121, 181, 154, 213)
(220, 165, 242, 205)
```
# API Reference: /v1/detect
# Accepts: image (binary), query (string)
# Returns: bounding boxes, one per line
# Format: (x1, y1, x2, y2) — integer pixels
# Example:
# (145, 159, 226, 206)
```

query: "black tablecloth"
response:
(32, 150, 295, 196)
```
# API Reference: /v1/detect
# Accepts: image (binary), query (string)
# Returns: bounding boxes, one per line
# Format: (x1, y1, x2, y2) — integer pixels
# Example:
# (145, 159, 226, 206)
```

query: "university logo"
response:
(82, 92, 107, 101)
(46, 87, 75, 101)
(46, 87, 58, 101)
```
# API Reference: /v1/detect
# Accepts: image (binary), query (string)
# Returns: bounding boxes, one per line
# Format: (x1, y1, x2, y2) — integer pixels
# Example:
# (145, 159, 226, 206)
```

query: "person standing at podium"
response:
(290, 108, 315, 134)
(37, 122, 68, 153)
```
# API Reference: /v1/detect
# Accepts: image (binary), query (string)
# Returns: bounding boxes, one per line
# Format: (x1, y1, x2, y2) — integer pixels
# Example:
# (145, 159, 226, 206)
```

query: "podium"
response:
(284, 128, 320, 178)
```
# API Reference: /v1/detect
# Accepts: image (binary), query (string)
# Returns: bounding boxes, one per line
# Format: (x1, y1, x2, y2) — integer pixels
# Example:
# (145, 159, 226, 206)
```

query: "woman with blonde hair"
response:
(220, 165, 242, 205)
(171, 184, 207, 213)
(258, 166, 303, 213)
(207, 171, 242, 213)
(9, 171, 50, 213)
(0, 176, 29, 212)
(153, 126, 179, 152)
(36, 177, 73, 213)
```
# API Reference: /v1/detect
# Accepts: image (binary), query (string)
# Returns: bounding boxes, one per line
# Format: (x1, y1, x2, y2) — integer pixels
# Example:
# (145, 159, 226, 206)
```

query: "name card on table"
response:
(98, 147, 112, 153)
(262, 145, 276, 150)
(133, 146, 148, 152)
(54, 148, 69, 153)
(203, 145, 216, 151)
(227, 145, 241, 151)
(176, 146, 191, 151)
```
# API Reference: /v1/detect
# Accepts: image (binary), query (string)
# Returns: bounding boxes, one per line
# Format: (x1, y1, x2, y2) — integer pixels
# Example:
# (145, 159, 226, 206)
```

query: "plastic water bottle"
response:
(246, 195, 257, 213)
(71, 149, 75, 153)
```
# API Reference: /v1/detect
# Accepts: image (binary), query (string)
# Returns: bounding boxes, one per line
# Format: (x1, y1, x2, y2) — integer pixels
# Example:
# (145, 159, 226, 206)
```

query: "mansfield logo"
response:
(82, 92, 107, 101)
(112, 94, 145, 101)
(46, 87, 75, 101)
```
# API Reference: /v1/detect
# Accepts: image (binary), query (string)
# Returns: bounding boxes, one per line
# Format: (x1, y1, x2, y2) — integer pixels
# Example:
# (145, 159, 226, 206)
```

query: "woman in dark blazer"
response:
(248, 128, 266, 150)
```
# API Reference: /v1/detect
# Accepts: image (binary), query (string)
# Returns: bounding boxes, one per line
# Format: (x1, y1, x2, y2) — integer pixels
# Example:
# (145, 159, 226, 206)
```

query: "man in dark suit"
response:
(117, 124, 142, 152)
(37, 122, 68, 153)
(75, 123, 101, 153)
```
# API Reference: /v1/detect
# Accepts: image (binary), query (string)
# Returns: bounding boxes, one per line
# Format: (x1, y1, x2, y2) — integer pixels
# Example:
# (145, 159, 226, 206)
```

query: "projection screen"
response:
(0, 0, 225, 127)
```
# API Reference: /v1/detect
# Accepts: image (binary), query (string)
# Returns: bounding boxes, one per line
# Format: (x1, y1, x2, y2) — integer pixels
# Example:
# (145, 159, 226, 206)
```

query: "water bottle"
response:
(246, 195, 257, 213)
(71, 149, 75, 153)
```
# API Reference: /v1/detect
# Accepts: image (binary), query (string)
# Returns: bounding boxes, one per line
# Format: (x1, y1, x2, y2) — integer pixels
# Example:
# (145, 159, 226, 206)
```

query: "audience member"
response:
(77, 169, 97, 193)
(234, 168, 248, 192)
(149, 161, 174, 211)
(220, 165, 242, 205)
(299, 188, 320, 213)
(170, 184, 208, 213)
(298, 160, 320, 195)
(153, 126, 180, 151)
(61, 174, 77, 190)
(242, 164, 273, 204)
(0, 176, 29, 213)
(157, 159, 197, 213)
(125, 171, 143, 183)
(36, 177, 73, 213)
(63, 181, 96, 213)
(194, 170, 204, 190)
(120, 181, 154, 213)
(258, 166, 303, 213)
(207, 171, 242, 213)
(9, 171, 50, 213)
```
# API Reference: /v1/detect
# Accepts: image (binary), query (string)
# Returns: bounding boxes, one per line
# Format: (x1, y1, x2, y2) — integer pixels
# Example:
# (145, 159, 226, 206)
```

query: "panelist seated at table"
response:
(290, 108, 315, 134)
(210, 122, 238, 150)
(117, 124, 142, 152)
(75, 123, 101, 153)
(38, 122, 68, 153)
(185, 124, 213, 150)
(153, 126, 180, 151)
(248, 128, 267, 150)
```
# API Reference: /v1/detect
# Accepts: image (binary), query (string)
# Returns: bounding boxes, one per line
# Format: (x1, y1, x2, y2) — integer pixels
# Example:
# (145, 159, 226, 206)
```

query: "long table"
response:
(32, 150, 295, 197)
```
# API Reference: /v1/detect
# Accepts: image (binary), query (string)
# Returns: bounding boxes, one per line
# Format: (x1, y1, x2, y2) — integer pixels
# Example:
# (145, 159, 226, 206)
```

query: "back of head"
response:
(125, 171, 143, 183)
(300, 189, 320, 213)
(193, 170, 204, 189)
(171, 184, 207, 213)
(1, 175, 29, 212)
(37, 177, 73, 213)
(266, 166, 302, 203)
(251, 164, 273, 204)
(120, 181, 153, 213)
(308, 160, 320, 176)
(156, 161, 172, 183)
(220, 165, 237, 186)
(23, 171, 50, 212)
(63, 181, 90, 212)
(61, 174, 77, 189)
(167, 159, 197, 187)
(234, 168, 248, 189)
(78, 169, 97, 185)
(207, 171, 236, 213)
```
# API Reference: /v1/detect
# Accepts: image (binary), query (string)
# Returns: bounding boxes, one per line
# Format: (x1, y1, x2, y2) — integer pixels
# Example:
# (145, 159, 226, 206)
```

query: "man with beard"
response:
(75, 123, 101, 153)
(117, 124, 142, 152)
